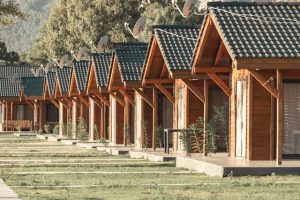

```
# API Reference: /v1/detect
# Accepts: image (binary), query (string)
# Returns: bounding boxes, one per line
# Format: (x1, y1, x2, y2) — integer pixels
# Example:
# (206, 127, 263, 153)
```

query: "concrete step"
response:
(129, 151, 176, 162)
(0, 179, 20, 200)
(14, 132, 36, 137)
(61, 140, 79, 145)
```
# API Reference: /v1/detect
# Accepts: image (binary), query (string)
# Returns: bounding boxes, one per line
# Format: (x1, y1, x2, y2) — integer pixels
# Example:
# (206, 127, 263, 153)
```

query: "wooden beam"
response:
(50, 100, 60, 109)
(95, 92, 110, 107)
(78, 96, 89, 107)
(154, 83, 175, 104)
(134, 88, 153, 108)
(57, 99, 68, 109)
(143, 79, 174, 84)
(276, 69, 282, 166)
(248, 69, 278, 98)
(110, 92, 125, 107)
(90, 96, 103, 108)
(194, 67, 231, 73)
(63, 97, 72, 105)
(213, 42, 225, 67)
(119, 90, 135, 107)
(160, 63, 169, 78)
(191, 17, 213, 74)
(207, 72, 231, 96)
(181, 79, 205, 103)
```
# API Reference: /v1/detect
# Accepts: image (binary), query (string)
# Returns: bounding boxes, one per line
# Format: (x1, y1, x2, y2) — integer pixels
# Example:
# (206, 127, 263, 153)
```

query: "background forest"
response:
(0, 0, 202, 65)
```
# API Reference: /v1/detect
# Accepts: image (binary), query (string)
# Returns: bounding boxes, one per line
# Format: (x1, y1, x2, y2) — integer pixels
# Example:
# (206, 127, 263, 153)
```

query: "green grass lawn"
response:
(0, 135, 300, 200)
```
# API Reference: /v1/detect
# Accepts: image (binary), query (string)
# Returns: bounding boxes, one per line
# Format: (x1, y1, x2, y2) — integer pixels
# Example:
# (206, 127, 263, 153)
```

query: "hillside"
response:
(0, 0, 54, 54)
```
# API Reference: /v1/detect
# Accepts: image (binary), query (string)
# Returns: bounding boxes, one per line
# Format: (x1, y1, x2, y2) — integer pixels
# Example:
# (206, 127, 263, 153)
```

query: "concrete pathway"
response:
(0, 179, 20, 200)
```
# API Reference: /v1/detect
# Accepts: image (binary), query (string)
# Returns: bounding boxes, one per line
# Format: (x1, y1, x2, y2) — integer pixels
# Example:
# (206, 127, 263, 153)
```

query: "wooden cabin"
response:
(140, 25, 228, 152)
(54, 67, 72, 137)
(191, 2, 300, 164)
(0, 65, 38, 131)
(69, 60, 90, 138)
(86, 53, 112, 141)
(108, 43, 148, 146)
(20, 76, 58, 131)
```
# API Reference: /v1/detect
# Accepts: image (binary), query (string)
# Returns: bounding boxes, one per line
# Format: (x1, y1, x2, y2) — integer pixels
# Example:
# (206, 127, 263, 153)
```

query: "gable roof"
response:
(0, 78, 21, 97)
(92, 53, 112, 87)
(21, 77, 45, 97)
(56, 67, 71, 94)
(0, 65, 36, 78)
(114, 43, 148, 82)
(207, 2, 300, 59)
(46, 72, 56, 97)
(73, 60, 90, 92)
(153, 25, 201, 71)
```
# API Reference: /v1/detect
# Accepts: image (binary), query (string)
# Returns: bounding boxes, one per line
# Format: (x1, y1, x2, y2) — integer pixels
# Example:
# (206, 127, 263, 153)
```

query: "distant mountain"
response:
(0, 0, 55, 54)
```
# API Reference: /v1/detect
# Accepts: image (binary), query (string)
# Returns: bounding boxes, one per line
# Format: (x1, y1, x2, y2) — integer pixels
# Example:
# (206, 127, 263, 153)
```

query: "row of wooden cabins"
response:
(0, 2, 299, 164)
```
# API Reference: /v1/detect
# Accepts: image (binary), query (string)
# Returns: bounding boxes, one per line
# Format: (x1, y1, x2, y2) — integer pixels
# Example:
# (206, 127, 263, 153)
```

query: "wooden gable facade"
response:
(191, 2, 300, 164)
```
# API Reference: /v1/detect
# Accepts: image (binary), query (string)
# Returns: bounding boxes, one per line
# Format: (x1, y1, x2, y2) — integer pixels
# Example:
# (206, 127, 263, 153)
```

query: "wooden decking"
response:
(176, 153, 300, 176)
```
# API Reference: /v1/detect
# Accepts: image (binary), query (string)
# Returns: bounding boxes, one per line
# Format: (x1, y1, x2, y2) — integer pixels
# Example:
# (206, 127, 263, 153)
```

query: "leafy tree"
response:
(0, 0, 24, 25)
(0, 41, 19, 63)
(29, 0, 141, 62)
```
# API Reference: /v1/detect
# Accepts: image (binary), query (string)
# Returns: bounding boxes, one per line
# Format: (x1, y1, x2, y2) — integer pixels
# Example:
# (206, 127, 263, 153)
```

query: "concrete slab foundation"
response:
(0, 179, 20, 200)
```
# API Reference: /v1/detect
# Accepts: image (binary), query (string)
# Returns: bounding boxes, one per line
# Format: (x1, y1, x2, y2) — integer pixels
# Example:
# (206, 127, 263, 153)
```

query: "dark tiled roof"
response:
(92, 53, 112, 87)
(114, 43, 148, 81)
(46, 72, 56, 97)
(153, 25, 201, 71)
(56, 67, 71, 94)
(0, 78, 21, 97)
(208, 2, 300, 59)
(73, 60, 90, 92)
(0, 65, 36, 78)
(21, 77, 45, 97)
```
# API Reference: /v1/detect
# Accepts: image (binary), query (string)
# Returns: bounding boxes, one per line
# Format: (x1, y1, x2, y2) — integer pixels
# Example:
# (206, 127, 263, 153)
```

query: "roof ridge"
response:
(153, 24, 199, 29)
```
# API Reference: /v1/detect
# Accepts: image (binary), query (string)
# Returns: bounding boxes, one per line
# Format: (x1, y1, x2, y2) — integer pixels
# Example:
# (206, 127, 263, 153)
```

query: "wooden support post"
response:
(33, 100, 38, 132)
(203, 80, 208, 156)
(103, 105, 107, 139)
(89, 97, 95, 141)
(152, 88, 158, 150)
(100, 103, 105, 139)
(72, 98, 77, 139)
(38, 101, 45, 131)
(270, 79, 275, 160)
(5, 101, 8, 131)
(59, 101, 64, 137)
(123, 98, 130, 146)
(110, 96, 116, 144)
(276, 69, 282, 165)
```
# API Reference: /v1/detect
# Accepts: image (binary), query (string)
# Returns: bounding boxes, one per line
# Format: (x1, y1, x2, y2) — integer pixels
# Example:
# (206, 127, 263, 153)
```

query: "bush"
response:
(180, 117, 218, 157)
(156, 126, 164, 148)
(76, 118, 88, 142)
(65, 120, 73, 139)
(52, 125, 59, 135)
(142, 120, 150, 150)
(44, 125, 50, 135)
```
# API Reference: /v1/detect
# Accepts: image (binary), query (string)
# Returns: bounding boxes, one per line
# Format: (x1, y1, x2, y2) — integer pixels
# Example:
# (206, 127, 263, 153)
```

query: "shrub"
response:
(76, 118, 88, 141)
(44, 124, 50, 135)
(52, 125, 59, 135)
(65, 120, 73, 139)
(156, 126, 164, 148)
(142, 120, 150, 150)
